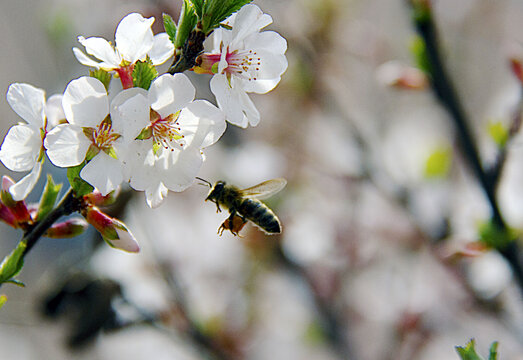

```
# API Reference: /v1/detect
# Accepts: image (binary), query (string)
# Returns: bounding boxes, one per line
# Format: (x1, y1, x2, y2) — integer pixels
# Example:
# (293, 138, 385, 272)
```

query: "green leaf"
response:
(411, 0, 432, 24)
(0, 240, 27, 285)
(409, 35, 432, 74)
(478, 220, 517, 249)
(456, 339, 499, 360)
(175, 0, 198, 50)
(424, 146, 452, 179)
(89, 69, 112, 91)
(488, 342, 498, 360)
(201, 0, 253, 34)
(132, 58, 158, 90)
(487, 120, 509, 148)
(0, 295, 6, 309)
(67, 162, 94, 197)
(36, 175, 62, 221)
(190, 0, 205, 18)
(163, 13, 177, 44)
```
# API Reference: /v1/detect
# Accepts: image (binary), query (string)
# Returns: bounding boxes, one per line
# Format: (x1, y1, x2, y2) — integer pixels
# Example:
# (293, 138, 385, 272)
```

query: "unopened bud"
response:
(45, 218, 88, 238)
(84, 206, 139, 253)
(84, 187, 120, 207)
(0, 176, 32, 227)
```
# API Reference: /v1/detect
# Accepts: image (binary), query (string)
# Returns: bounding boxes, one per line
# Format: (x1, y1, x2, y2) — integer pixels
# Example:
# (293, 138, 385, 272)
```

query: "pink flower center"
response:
(150, 109, 185, 151)
(85, 118, 120, 152)
(223, 49, 261, 81)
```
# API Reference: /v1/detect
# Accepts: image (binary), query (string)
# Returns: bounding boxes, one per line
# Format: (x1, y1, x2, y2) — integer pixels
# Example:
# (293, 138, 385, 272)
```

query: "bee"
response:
(197, 178, 287, 236)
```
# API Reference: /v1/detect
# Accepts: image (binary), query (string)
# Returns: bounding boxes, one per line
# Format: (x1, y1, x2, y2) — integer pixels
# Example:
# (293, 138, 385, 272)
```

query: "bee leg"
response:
(215, 202, 222, 213)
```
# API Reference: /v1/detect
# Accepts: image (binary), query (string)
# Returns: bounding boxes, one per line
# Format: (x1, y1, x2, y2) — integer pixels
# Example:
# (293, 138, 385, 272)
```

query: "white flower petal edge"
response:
(0, 124, 41, 171)
(45, 94, 65, 129)
(145, 181, 169, 208)
(9, 161, 43, 201)
(110, 224, 140, 253)
(44, 124, 91, 167)
(80, 151, 123, 196)
(115, 13, 155, 64)
(178, 100, 226, 149)
(6, 83, 46, 128)
(77, 36, 121, 68)
(62, 77, 109, 128)
(149, 73, 196, 118)
(149, 33, 175, 65)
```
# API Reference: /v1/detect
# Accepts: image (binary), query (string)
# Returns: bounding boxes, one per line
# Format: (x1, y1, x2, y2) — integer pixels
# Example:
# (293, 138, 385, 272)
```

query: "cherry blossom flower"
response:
(73, 13, 174, 88)
(44, 76, 126, 195)
(0, 83, 57, 200)
(111, 73, 226, 207)
(195, 4, 288, 128)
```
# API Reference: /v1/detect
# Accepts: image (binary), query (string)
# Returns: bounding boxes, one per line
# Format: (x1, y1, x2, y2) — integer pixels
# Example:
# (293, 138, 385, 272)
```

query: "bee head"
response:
(206, 180, 225, 202)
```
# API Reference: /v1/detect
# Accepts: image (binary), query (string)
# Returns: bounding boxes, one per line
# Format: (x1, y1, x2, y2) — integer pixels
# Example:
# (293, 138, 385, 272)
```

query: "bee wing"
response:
(240, 178, 287, 200)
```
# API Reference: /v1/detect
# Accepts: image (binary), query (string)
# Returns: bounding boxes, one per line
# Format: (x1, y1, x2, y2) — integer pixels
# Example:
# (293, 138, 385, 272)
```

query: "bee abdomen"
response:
(239, 199, 281, 234)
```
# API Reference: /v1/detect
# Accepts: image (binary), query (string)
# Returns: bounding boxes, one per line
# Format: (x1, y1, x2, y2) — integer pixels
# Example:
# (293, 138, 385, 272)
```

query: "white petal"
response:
(78, 36, 121, 68)
(72, 47, 103, 68)
(149, 33, 174, 65)
(80, 152, 123, 195)
(231, 5, 272, 47)
(210, 75, 248, 127)
(162, 149, 203, 192)
(115, 13, 155, 63)
(9, 161, 42, 201)
(45, 94, 65, 129)
(110, 88, 150, 140)
(179, 100, 226, 148)
(0, 124, 41, 171)
(44, 124, 90, 167)
(145, 181, 169, 208)
(6, 83, 46, 128)
(244, 31, 287, 54)
(62, 77, 109, 127)
(110, 224, 140, 252)
(149, 74, 195, 118)
(239, 91, 260, 126)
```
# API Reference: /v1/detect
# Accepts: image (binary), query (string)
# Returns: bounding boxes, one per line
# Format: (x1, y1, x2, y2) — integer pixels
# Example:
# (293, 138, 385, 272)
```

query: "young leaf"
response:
(67, 162, 94, 197)
(163, 13, 177, 44)
(424, 146, 451, 179)
(409, 35, 432, 75)
(478, 220, 517, 249)
(36, 175, 62, 221)
(175, 0, 198, 50)
(89, 69, 112, 91)
(132, 58, 158, 90)
(190, 0, 205, 18)
(0, 295, 6, 309)
(0, 240, 27, 285)
(456, 339, 499, 360)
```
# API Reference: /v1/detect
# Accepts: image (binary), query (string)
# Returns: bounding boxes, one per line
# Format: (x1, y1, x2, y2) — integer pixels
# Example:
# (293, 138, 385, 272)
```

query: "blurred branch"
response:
(408, 0, 523, 294)
(274, 245, 355, 360)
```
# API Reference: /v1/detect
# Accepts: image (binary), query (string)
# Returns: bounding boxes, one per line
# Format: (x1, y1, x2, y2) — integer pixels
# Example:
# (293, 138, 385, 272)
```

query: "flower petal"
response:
(62, 77, 109, 127)
(78, 36, 121, 68)
(149, 33, 174, 65)
(111, 88, 150, 140)
(110, 223, 140, 253)
(72, 47, 103, 68)
(149, 74, 195, 119)
(178, 100, 226, 148)
(6, 83, 46, 128)
(162, 148, 203, 192)
(230, 5, 272, 48)
(0, 124, 41, 171)
(145, 181, 169, 208)
(115, 13, 155, 64)
(244, 30, 287, 54)
(44, 124, 91, 167)
(80, 151, 123, 195)
(210, 75, 248, 127)
(45, 94, 65, 130)
(9, 161, 42, 201)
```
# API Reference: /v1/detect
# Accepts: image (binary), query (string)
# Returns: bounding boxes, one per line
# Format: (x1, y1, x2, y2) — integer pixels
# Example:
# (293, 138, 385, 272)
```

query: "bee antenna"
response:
(195, 177, 212, 187)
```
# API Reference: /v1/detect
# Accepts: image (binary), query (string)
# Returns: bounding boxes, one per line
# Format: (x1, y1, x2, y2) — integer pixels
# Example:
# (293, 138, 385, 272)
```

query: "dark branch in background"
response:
(275, 245, 355, 360)
(408, 0, 523, 293)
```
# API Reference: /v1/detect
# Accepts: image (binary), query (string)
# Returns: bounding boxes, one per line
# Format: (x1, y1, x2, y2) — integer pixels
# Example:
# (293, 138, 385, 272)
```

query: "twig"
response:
(408, 1, 523, 294)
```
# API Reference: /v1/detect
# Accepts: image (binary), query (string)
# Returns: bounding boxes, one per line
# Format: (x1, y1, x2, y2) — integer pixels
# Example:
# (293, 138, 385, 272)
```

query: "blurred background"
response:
(1, 0, 523, 359)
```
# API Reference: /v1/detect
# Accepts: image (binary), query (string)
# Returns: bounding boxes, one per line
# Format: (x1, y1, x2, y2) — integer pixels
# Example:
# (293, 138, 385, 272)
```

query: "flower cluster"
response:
(0, 5, 286, 252)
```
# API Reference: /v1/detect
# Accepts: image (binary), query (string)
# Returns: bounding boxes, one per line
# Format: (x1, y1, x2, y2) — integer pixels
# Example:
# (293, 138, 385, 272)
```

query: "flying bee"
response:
(197, 178, 287, 236)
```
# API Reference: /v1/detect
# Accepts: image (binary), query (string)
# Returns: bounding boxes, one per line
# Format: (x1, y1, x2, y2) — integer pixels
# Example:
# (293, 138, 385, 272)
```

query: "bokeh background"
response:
(1, 0, 523, 359)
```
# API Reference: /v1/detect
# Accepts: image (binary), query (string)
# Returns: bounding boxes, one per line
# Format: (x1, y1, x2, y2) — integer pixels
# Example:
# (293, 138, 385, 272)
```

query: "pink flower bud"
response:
(84, 187, 120, 207)
(0, 176, 32, 227)
(376, 61, 428, 90)
(84, 206, 139, 253)
(45, 218, 88, 238)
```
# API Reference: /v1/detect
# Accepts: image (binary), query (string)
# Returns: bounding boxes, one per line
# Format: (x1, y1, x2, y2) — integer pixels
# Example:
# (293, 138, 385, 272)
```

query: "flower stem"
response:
(409, 1, 523, 293)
